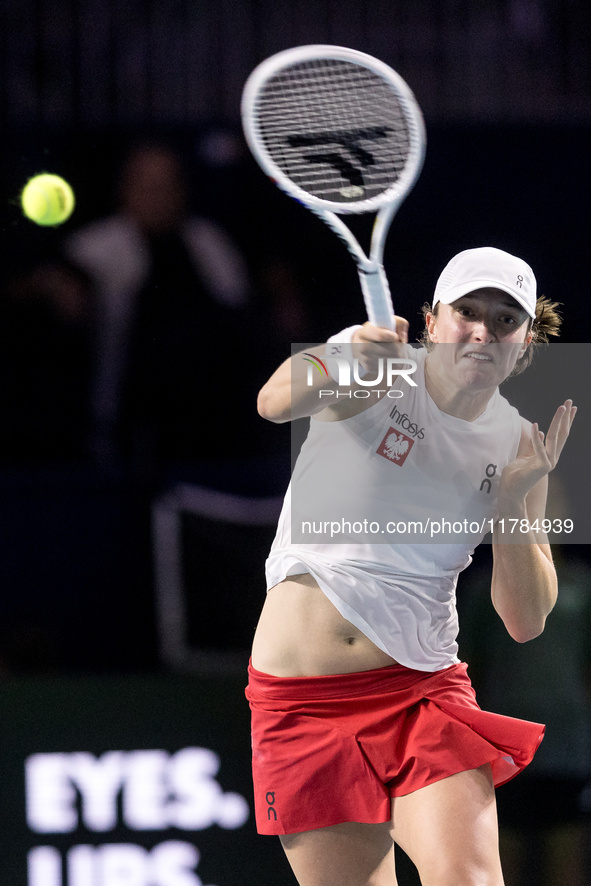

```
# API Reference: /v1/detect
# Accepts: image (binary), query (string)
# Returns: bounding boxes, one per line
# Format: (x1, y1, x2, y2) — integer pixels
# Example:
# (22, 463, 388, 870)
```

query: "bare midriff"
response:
(251, 573, 398, 677)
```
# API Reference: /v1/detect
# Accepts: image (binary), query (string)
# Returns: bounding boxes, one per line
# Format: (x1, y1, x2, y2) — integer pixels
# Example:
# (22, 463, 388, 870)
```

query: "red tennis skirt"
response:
(246, 660, 544, 835)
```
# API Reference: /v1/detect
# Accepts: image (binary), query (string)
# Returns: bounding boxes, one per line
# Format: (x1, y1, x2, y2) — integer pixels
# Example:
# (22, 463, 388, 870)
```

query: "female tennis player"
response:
(246, 246, 576, 886)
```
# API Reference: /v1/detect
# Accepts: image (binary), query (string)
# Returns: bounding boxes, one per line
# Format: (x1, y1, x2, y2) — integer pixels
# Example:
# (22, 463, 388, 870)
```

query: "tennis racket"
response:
(241, 44, 426, 329)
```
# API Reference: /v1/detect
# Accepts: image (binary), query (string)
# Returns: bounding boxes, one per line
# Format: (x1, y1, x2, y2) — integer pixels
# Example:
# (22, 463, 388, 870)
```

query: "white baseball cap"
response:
(433, 247, 537, 319)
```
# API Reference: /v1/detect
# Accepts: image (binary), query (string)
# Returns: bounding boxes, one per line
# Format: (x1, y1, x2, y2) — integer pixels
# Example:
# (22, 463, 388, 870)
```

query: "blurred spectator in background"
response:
(0, 258, 94, 462)
(458, 545, 591, 886)
(0, 139, 298, 674)
(65, 140, 260, 477)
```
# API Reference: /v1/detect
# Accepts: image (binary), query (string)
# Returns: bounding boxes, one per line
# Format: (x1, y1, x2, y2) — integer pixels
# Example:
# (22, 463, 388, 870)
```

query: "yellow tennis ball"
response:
(21, 173, 75, 226)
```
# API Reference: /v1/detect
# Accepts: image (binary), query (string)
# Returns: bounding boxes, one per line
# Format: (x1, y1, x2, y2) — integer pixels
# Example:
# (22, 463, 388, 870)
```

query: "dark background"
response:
(0, 2, 589, 884)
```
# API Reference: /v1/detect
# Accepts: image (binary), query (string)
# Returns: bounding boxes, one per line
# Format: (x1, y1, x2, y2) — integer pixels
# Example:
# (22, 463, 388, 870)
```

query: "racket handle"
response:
(359, 265, 395, 330)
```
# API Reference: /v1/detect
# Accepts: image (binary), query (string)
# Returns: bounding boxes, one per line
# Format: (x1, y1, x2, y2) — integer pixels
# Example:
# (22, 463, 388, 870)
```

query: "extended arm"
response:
(491, 402, 576, 642)
(257, 319, 408, 424)
(257, 342, 341, 423)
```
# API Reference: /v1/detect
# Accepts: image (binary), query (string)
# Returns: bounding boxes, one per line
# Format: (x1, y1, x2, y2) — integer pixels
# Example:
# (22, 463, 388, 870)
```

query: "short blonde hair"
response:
(418, 295, 562, 375)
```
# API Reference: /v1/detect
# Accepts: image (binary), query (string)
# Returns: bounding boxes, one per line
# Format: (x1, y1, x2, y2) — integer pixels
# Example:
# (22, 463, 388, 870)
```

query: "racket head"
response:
(241, 44, 426, 216)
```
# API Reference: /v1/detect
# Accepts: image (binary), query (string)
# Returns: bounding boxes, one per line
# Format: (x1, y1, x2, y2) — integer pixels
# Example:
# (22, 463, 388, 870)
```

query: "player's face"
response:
(425, 288, 533, 386)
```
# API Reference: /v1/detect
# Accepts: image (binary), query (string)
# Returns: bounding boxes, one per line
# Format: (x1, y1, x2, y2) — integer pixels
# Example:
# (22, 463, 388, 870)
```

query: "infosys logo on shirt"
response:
(388, 404, 425, 439)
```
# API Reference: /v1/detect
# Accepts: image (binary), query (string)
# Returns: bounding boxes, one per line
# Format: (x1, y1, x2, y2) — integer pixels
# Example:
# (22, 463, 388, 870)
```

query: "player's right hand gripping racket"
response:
(241, 45, 426, 329)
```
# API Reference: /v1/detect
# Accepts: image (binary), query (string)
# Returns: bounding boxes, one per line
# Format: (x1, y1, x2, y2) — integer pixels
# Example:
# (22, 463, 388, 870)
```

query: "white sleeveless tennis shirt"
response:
(265, 347, 522, 671)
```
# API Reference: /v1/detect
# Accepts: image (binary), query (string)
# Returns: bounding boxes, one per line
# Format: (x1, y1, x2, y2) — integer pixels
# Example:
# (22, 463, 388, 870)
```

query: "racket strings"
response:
(254, 58, 413, 206)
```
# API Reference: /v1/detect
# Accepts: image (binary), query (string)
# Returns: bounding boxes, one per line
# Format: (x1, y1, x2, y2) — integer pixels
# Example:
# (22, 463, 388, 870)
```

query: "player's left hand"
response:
(498, 399, 577, 506)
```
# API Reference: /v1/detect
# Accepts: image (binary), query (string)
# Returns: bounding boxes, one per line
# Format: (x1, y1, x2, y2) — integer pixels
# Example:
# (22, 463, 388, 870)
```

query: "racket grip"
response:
(359, 265, 395, 330)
